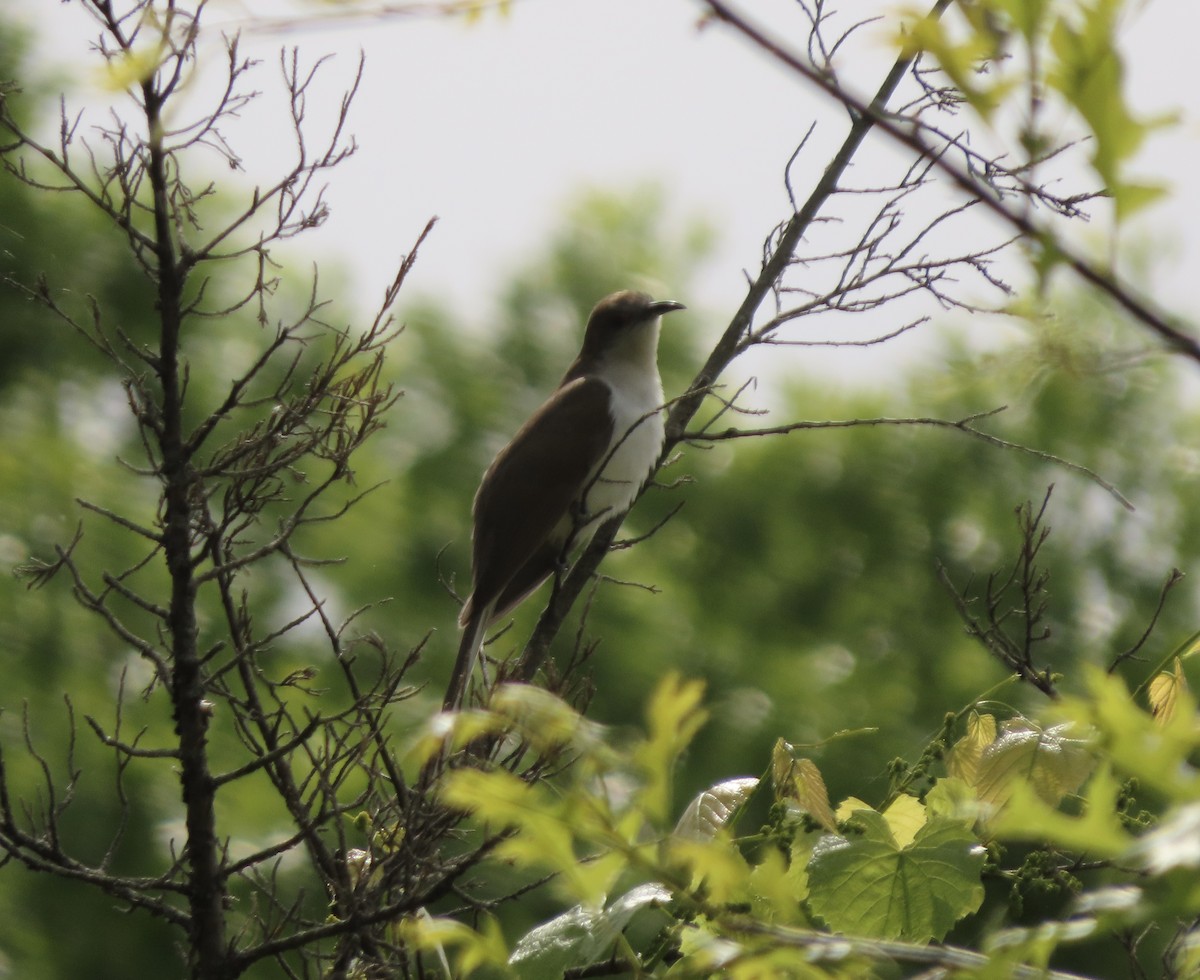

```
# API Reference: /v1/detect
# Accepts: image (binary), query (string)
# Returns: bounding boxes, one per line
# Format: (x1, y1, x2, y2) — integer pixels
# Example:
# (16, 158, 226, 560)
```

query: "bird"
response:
(444, 290, 686, 709)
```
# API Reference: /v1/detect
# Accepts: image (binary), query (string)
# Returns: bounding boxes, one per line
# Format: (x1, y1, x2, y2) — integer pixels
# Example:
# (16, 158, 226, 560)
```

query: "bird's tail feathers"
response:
(444, 600, 492, 710)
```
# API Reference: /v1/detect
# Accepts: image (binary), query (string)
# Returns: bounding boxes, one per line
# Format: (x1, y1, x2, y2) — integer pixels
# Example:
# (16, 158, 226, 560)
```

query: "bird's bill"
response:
(648, 300, 686, 316)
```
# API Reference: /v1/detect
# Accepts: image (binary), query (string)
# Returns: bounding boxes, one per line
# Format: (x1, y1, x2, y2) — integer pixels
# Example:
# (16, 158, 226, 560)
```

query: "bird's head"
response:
(579, 290, 686, 364)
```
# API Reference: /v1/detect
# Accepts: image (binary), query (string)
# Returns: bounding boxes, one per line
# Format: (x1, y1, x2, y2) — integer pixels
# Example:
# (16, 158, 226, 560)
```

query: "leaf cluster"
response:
(409, 650, 1200, 978)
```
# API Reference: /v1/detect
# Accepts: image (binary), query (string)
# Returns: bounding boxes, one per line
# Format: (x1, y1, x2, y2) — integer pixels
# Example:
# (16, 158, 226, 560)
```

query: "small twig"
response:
(936, 487, 1060, 699)
(1109, 568, 1185, 673)
(611, 502, 686, 551)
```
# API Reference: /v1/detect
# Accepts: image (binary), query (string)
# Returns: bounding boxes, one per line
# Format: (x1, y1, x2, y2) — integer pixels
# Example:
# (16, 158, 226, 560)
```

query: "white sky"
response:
(14, 0, 1200, 377)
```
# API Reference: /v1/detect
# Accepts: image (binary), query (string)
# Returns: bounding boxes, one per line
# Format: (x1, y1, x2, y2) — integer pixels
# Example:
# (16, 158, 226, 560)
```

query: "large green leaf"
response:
(807, 811, 985, 942)
(509, 883, 672, 975)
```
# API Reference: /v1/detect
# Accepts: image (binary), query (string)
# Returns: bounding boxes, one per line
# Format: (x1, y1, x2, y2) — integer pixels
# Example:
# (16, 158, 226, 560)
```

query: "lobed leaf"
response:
(946, 710, 998, 787)
(973, 719, 1094, 808)
(807, 813, 985, 942)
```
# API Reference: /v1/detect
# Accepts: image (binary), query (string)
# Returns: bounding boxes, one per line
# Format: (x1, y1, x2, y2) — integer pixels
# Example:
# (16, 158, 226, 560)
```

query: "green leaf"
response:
(1065, 668, 1200, 800)
(395, 912, 509, 977)
(772, 740, 837, 832)
(1111, 181, 1171, 219)
(440, 768, 623, 905)
(666, 837, 753, 905)
(634, 673, 708, 824)
(489, 683, 611, 761)
(991, 763, 1133, 858)
(974, 719, 1094, 808)
(1045, 0, 1175, 220)
(883, 794, 927, 849)
(946, 710, 998, 787)
(925, 776, 985, 824)
(834, 796, 875, 823)
(403, 706, 500, 768)
(991, 0, 1051, 42)
(509, 883, 671, 975)
(676, 923, 745, 972)
(99, 45, 165, 91)
(1149, 657, 1188, 727)
(807, 815, 985, 941)
(897, 11, 1008, 119)
(747, 846, 809, 924)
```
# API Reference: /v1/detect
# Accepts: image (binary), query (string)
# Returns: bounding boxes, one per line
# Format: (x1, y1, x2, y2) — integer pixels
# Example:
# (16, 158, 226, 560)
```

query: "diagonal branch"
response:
(699, 0, 1199, 362)
(664, 0, 957, 448)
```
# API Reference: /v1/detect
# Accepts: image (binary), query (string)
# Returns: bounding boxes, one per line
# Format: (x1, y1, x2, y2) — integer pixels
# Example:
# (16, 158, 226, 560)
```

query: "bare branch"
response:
(937, 487, 1060, 698)
(685, 408, 1132, 510)
(699, 0, 1200, 361)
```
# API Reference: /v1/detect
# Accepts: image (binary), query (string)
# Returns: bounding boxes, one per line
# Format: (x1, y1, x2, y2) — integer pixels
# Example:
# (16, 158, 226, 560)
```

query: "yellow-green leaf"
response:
(897, 12, 1007, 119)
(441, 768, 620, 906)
(635, 673, 708, 824)
(884, 794, 927, 850)
(1111, 181, 1171, 221)
(835, 796, 875, 823)
(747, 847, 808, 924)
(1045, 0, 1175, 221)
(991, 764, 1133, 858)
(1149, 658, 1188, 727)
(403, 706, 499, 768)
(991, 0, 1051, 42)
(925, 776, 985, 824)
(395, 912, 508, 977)
(666, 837, 752, 906)
(99, 45, 165, 91)
(490, 682, 609, 759)
(1064, 668, 1200, 801)
(947, 710, 998, 787)
(772, 740, 837, 832)
(974, 719, 1094, 808)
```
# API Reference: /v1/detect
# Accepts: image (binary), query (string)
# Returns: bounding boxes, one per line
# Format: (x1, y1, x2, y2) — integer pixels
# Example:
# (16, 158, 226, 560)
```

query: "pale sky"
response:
(15, 0, 1200, 379)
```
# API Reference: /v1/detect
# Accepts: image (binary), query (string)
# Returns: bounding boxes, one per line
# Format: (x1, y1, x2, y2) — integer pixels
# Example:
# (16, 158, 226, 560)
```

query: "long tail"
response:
(443, 600, 492, 710)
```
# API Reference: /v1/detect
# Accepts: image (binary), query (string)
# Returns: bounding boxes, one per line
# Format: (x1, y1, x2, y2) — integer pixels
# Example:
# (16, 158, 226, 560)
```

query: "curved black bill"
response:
(649, 300, 686, 316)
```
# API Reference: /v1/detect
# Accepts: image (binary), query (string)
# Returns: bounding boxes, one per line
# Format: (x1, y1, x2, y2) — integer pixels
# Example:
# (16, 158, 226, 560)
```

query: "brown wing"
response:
(465, 376, 613, 624)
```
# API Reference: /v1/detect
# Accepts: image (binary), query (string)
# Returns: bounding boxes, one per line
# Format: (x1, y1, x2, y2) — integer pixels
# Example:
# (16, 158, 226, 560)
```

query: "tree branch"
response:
(699, 0, 1199, 361)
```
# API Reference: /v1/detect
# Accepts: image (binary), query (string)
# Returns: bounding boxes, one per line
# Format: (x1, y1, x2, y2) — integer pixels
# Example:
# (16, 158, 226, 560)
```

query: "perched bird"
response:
(445, 290, 686, 709)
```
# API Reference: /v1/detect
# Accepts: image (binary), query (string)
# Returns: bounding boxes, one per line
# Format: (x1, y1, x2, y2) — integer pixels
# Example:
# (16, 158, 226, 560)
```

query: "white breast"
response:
(581, 357, 665, 523)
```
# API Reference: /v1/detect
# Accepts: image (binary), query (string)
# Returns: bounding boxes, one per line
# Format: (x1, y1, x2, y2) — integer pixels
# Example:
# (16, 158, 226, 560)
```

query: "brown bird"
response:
(445, 290, 686, 709)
